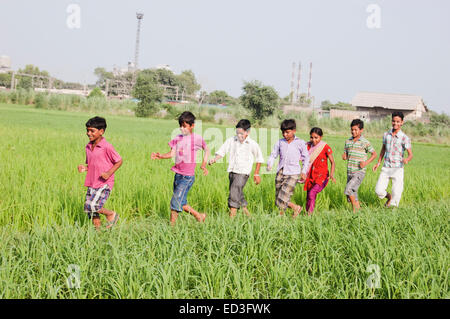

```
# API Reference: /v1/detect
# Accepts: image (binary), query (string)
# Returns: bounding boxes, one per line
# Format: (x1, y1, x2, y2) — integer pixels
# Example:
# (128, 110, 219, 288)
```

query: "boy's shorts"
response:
(84, 184, 111, 219)
(170, 173, 195, 212)
(228, 172, 249, 209)
(345, 171, 365, 202)
(275, 169, 300, 210)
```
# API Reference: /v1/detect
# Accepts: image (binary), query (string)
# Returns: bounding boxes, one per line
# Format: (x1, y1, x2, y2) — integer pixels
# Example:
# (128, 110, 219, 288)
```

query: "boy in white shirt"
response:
(209, 119, 265, 217)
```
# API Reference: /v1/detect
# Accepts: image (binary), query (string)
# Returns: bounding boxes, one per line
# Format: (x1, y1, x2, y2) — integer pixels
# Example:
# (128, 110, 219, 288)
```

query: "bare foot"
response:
(292, 205, 302, 219)
(197, 213, 206, 223)
(384, 193, 392, 207)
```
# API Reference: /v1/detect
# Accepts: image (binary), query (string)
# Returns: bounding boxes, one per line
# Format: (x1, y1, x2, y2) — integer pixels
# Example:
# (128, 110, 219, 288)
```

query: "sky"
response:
(1, 0, 449, 113)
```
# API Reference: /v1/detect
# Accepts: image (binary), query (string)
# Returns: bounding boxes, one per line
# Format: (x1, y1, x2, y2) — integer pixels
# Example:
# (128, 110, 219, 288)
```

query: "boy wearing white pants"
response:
(373, 111, 413, 207)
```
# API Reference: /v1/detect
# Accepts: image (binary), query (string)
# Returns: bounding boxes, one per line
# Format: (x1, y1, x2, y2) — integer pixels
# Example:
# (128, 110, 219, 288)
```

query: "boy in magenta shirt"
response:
(78, 116, 122, 229)
(151, 111, 209, 226)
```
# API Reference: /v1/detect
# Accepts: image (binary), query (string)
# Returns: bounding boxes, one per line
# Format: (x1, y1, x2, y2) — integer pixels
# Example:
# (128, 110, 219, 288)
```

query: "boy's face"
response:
(310, 132, 322, 146)
(392, 116, 404, 131)
(351, 125, 362, 139)
(86, 127, 104, 143)
(236, 128, 249, 143)
(180, 122, 194, 135)
(282, 129, 296, 141)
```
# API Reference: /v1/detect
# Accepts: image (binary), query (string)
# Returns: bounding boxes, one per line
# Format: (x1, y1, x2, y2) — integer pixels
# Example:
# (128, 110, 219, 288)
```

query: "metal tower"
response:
(134, 12, 144, 72)
(295, 62, 301, 104)
(290, 62, 296, 104)
(307, 62, 312, 99)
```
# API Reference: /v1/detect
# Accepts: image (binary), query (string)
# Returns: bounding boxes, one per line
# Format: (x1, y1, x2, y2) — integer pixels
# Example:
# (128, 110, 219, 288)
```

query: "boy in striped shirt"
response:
(342, 119, 377, 212)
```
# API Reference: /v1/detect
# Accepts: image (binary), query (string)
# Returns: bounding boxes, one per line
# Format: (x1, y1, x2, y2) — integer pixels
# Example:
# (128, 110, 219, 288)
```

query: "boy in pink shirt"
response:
(78, 117, 122, 229)
(151, 111, 209, 226)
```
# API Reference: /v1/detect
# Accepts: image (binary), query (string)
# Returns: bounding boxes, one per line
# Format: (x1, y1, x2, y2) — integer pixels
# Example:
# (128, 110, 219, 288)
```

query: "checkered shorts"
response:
(84, 184, 111, 218)
(275, 169, 300, 210)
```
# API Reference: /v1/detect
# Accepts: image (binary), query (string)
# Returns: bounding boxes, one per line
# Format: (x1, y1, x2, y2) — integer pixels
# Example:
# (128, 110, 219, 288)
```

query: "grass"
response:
(0, 103, 448, 298)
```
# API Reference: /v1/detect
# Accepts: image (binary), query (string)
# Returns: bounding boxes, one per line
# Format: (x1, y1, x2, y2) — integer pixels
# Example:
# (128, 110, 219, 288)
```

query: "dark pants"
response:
(228, 172, 249, 208)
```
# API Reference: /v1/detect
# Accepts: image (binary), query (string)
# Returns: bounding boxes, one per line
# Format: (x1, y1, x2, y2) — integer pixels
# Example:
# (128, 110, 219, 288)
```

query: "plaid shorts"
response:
(275, 169, 300, 210)
(84, 184, 111, 218)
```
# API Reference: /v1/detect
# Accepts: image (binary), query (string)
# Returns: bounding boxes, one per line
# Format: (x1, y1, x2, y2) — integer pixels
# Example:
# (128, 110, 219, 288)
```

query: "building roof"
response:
(351, 92, 427, 112)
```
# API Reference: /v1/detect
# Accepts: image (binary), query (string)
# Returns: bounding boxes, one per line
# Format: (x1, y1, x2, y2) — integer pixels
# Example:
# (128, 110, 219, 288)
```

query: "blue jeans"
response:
(170, 173, 195, 212)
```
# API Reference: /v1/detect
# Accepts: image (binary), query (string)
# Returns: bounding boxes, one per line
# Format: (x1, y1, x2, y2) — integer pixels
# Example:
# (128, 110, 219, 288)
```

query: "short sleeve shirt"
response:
(85, 138, 122, 189)
(382, 129, 411, 168)
(344, 136, 375, 173)
(169, 133, 207, 176)
(216, 136, 265, 175)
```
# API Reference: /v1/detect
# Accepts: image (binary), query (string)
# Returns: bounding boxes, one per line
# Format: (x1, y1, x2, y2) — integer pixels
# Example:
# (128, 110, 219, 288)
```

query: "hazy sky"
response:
(1, 0, 449, 113)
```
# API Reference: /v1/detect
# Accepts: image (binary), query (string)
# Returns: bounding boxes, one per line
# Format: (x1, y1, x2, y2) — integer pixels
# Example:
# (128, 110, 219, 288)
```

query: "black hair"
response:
(350, 119, 364, 129)
(310, 127, 323, 136)
(280, 119, 296, 132)
(86, 116, 107, 131)
(178, 111, 196, 126)
(236, 119, 251, 131)
(392, 111, 404, 120)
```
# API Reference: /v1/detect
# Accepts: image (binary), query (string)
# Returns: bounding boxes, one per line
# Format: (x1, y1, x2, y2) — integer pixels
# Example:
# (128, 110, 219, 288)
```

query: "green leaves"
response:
(240, 81, 280, 123)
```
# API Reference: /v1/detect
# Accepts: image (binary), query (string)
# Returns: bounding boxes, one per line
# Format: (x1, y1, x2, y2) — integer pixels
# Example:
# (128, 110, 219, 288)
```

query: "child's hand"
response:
(151, 152, 161, 160)
(201, 166, 209, 176)
(266, 165, 272, 172)
(78, 164, 87, 173)
(208, 159, 216, 165)
(372, 163, 380, 172)
(101, 172, 111, 180)
(253, 175, 261, 185)
(329, 175, 336, 183)
(300, 173, 306, 181)
(403, 158, 409, 165)
(359, 161, 367, 169)
(342, 153, 347, 160)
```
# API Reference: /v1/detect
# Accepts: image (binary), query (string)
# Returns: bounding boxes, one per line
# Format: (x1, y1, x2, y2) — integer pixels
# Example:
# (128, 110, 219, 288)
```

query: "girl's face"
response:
(310, 132, 322, 146)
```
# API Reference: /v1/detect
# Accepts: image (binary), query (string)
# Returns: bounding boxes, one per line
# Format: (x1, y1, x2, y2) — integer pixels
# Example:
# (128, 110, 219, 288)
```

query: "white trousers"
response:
(375, 167, 404, 207)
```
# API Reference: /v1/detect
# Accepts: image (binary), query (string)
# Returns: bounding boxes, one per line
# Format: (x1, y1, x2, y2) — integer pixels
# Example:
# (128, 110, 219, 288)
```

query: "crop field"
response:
(0, 103, 448, 298)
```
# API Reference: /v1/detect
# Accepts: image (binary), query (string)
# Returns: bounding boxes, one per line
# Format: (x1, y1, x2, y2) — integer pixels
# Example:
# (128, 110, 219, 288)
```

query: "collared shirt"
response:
(216, 136, 265, 175)
(382, 129, 411, 168)
(85, 137, 122, 189)
(169, 133, 207, 176)
(344, 136, 375, 173)
(267, 136, 309, 176)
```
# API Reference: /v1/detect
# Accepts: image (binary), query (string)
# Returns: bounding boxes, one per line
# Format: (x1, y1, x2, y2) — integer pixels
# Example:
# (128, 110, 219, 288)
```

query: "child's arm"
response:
(200, 145, 209, 176)
(328, 153, 336, 183)
(208, 154, 223, 165)
(253, 163, 262, 185)
(101, 159, 123, 180)
(403, 148, 413, 165)
(209, 139, 229, 165)
(372, 144, 386, 171)
(342, 143, 348, 160)
(360, 150, 377, 168)
(267, 141, 280, 171)
(151, 148, 176, 160)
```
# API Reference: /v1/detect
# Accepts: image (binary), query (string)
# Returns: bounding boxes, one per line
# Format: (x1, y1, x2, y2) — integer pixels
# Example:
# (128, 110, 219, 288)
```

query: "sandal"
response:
(106, 212, 119, 229)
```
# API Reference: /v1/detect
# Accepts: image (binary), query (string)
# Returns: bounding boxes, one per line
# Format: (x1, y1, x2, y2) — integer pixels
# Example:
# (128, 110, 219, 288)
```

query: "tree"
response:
(88, 87, 104, 99)
(16, 64, 50, 89)
(94, 67, 114, 88)
(240, 81, 280, 122)
(207, 90, 231, 105)
(132, 72, 164, 117)
(177, 70, 201, 96)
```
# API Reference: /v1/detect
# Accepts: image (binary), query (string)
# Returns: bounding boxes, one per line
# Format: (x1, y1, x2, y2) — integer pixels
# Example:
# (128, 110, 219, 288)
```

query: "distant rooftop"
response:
(351, 92, 427, 111)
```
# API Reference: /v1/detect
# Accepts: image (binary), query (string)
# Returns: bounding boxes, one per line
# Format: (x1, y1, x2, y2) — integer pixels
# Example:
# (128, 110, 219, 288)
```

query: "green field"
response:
(0, 103, 448, 298)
